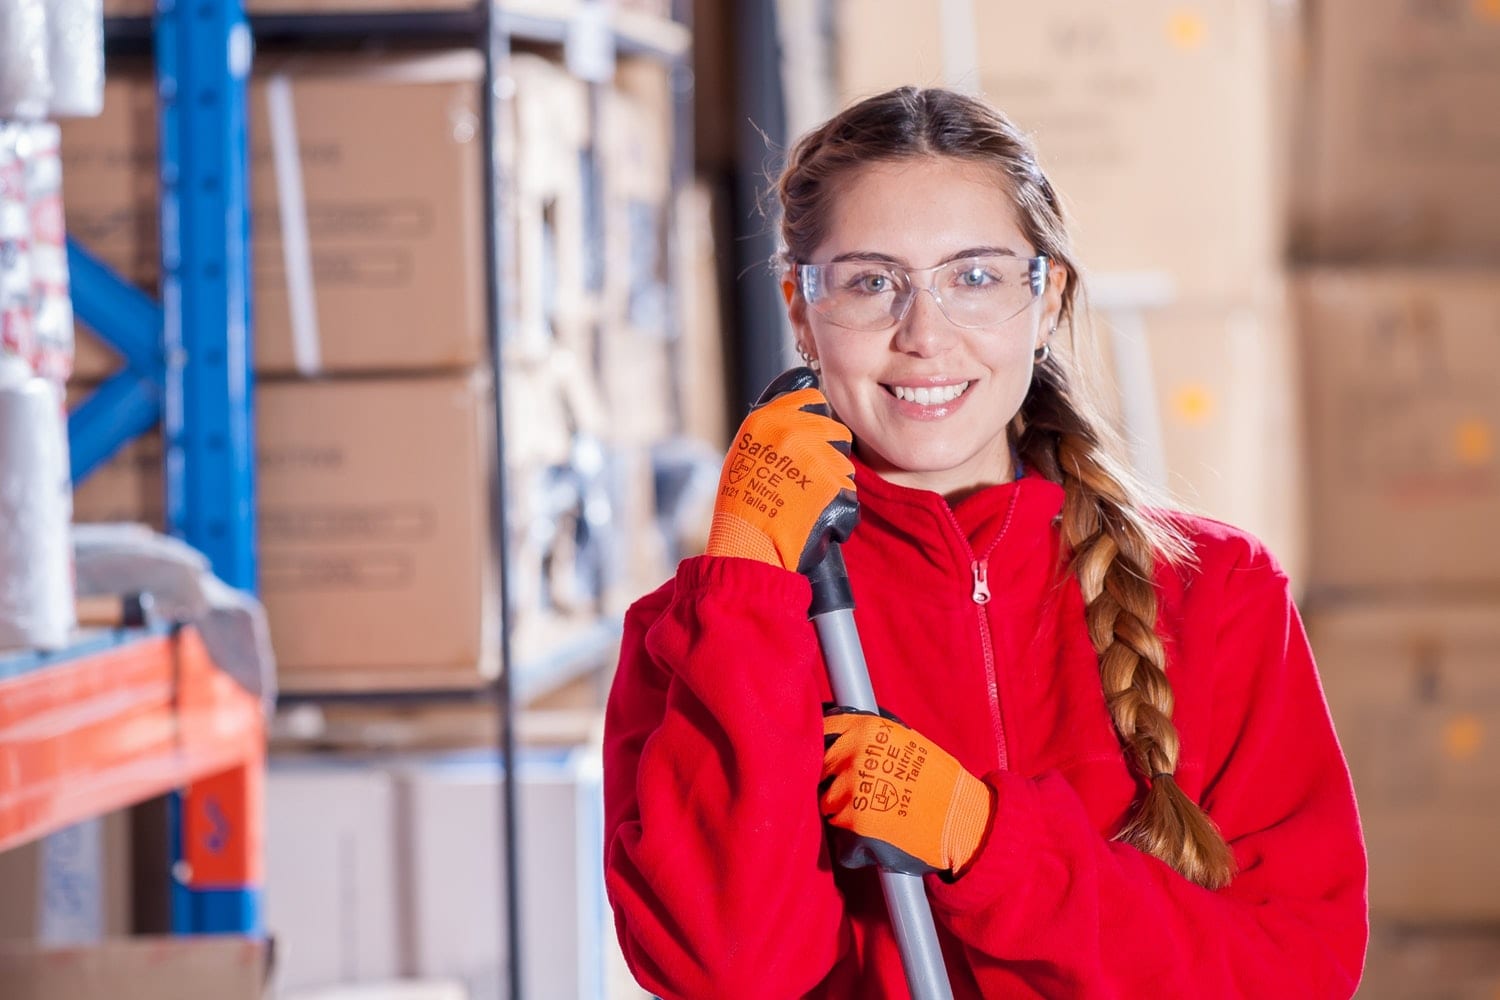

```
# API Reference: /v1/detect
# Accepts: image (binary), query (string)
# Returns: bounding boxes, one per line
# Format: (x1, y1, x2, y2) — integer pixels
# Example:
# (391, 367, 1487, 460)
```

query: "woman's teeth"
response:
(890, 381, 969, 405)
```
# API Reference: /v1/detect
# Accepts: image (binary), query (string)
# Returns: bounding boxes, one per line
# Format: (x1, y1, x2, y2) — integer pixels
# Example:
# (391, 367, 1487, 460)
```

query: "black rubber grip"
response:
(807, 546, 855, 617)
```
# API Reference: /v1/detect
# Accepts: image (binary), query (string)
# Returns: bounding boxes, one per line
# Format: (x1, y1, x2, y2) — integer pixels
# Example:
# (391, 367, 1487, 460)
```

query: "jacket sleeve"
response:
(603, 556, 848, 999)
(926, 543, 1369, 998)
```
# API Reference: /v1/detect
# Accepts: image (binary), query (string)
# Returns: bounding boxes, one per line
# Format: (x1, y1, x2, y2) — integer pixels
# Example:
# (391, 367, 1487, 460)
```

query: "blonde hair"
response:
(777, 87, 1235, 889)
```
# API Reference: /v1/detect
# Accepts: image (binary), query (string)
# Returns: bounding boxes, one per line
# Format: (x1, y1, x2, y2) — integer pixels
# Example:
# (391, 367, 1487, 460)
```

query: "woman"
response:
(603, 87, 1368, 998)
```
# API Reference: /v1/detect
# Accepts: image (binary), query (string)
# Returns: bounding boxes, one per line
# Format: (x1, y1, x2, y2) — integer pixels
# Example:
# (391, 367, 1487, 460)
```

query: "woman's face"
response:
(785, 156, 1066, 498)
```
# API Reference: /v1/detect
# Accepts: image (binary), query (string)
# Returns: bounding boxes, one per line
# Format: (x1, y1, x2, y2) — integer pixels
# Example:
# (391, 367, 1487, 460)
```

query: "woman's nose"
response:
(892, 288, 955, 356)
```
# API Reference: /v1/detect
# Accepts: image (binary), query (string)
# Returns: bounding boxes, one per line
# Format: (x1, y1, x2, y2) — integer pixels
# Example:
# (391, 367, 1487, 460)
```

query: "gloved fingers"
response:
(763, 405, 855, 457)
(751, 366, 821, 407)
(757, 385, 831, 417)
(822, 704, 906, 733)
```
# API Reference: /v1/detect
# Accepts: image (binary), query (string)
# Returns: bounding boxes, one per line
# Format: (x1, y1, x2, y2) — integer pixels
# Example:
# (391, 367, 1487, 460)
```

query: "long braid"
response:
(1019, 362, 1237, 890)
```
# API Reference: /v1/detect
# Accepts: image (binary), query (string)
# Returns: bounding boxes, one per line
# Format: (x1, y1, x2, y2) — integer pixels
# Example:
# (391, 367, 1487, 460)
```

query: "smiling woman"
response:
(783, 157, 1061, 497)
(602, 86, 1369, 999)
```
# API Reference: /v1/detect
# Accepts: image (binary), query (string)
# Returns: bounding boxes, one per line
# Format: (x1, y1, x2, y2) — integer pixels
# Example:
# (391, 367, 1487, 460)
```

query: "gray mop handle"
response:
(810, 551, 956, 1000)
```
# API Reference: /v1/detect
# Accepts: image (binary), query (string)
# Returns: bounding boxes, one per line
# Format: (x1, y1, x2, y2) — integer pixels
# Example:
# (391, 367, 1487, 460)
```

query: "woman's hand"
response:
(704, 375, 858, 574)
(821, 707, 996, 878)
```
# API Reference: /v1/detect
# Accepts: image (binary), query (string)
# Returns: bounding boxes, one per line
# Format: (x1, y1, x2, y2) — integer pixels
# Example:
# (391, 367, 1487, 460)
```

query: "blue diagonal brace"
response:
(66, 236, 166, 381)
(68, 372, 163, 483)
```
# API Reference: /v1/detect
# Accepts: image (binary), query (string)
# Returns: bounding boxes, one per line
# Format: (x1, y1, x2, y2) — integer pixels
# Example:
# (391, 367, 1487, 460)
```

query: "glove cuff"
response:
(943, 771, 996, 876)
(704, 511, 779, 567)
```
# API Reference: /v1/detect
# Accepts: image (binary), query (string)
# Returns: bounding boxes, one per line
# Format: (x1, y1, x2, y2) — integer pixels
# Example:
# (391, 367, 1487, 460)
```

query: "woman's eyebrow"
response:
(827, 246, 1022, 266)
(939, 246, 1020, 262)
(829, 250, 906, 264)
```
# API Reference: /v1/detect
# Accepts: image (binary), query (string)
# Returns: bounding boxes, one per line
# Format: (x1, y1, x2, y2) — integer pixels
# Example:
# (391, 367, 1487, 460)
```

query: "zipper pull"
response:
(971, 559, 991, 604)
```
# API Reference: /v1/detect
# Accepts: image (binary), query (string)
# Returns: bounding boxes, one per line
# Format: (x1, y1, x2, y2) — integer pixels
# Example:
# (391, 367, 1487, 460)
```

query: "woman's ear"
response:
(1039, 261, 1069, 343)
(783, 274, 812, 340)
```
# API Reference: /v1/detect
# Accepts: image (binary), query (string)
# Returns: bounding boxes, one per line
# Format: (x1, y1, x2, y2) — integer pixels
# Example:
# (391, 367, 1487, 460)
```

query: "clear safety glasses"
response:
(796, 254, 1050, 332)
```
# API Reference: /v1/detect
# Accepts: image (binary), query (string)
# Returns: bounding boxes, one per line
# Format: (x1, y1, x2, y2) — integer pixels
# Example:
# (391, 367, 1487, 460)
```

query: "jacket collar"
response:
(850, 453, 1066, 571)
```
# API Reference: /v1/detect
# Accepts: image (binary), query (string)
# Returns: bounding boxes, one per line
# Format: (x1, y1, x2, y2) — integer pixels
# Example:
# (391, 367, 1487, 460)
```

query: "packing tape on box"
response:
(939, 0, 979, 92)
(266, 74, 322, 376)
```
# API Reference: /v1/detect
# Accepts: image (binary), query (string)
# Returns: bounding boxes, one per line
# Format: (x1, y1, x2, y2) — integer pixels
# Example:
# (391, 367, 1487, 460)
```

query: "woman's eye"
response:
(958, 267, 998, 287)
(852, 272, 893, 293)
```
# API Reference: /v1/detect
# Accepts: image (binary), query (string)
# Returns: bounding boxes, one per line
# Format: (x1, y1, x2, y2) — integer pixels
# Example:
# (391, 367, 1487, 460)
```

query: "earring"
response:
(797, 345, 821, 372)
(1034, 342, 1051, 364)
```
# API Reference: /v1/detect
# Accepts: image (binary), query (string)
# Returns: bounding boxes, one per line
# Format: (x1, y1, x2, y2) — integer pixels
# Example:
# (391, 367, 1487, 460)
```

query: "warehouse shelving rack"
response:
(3, 0, 265, 938)
(18, 2, 691, 995)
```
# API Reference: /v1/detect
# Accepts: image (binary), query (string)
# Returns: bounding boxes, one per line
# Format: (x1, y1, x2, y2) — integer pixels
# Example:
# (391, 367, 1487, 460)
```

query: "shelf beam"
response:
(0, 628, 263, 859)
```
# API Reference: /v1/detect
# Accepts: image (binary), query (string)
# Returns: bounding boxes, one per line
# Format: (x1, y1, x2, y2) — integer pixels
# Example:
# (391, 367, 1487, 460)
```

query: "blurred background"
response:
(0, 0, 1497, 997)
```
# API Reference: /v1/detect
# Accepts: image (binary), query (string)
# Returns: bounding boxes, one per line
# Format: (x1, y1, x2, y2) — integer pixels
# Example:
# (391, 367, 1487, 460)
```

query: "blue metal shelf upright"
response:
(63, 0, 263, 936)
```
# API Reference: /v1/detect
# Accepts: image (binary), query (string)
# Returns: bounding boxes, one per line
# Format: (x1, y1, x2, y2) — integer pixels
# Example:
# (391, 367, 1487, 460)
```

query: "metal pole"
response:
(757, 367, 955, 1000)
(807, 552, 956, 1000)
(480, 3, 523, 995)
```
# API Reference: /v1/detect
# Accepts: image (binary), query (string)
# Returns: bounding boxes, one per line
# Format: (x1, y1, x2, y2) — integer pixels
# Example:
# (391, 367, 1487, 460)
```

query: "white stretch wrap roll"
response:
(0, 356, 75, 651)
(45, 0, 104, 118)
(0, 0, 52, 121)
(0, 126, 37, 368)
(22, 124, 73, 380)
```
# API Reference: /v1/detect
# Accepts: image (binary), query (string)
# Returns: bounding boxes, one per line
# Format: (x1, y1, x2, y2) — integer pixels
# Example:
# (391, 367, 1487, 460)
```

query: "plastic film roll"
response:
(22, 124, 73, 380)
(0, 126, 37, 368)
(0, 355, 76, 652)
(45, 0, 104, 118)
(0, 0, 52, 121)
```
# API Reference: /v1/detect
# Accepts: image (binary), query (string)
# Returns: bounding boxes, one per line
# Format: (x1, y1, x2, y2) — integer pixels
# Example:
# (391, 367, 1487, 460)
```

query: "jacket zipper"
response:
(941, 497, 1017, 773)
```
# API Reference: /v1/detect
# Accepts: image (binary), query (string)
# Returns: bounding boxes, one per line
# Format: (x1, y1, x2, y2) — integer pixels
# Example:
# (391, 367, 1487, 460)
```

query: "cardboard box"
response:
(600, 62, 672, 332)
(597, 325, 675, 445)
(62, 53, 486, 378)
(397, 748, 606, 1000)
(1359, 922, 1500, 1000)
(1298, 0, 1500, 263)
(0, 813, 132, 943)
(834, 0, 1280, 305)
(68, 374, 636, 698)
(265, 761, 402, 993)
(70, 376, 500, 692)
(0, 937, 266, 1000)
(1296, 270, 1500, 595)
(1308, 602, 1500, 921)
(674, 180, 729, 449)
(282, 984, 469, 1000)
(1109, 289, 1307, 589)
(262, 750, 608, 1000)
(257, 375, 497, 692)
(510, 56, 592, 353)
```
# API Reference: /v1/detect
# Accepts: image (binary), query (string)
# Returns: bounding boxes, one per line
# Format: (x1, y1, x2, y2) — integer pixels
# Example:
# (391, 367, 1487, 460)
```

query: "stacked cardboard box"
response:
(63, 46, 695, 695)
(63, 53, 504, 694)
(0, 936, 267, 1000)
(830, 0, 1306, 585)
(263, 749, 608, 1000)
(1291, 3, 1500, 993)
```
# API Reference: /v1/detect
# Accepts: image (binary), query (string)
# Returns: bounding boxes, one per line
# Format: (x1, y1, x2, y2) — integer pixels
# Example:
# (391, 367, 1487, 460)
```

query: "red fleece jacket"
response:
(603, 464, 1369, 998)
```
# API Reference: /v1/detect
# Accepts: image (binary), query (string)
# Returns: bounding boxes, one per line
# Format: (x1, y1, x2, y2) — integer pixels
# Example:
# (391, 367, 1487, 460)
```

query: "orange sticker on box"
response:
(1167, 10, 1206, 49)
(1443, 714, 1483, 761)
(1171, 384, 1216, 425)
(1454, 419, 1494, 465)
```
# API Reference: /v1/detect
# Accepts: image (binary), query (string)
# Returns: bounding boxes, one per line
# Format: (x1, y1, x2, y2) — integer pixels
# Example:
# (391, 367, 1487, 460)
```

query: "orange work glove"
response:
(704, 374, 858, 574)
(820, 707, 995, 878)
